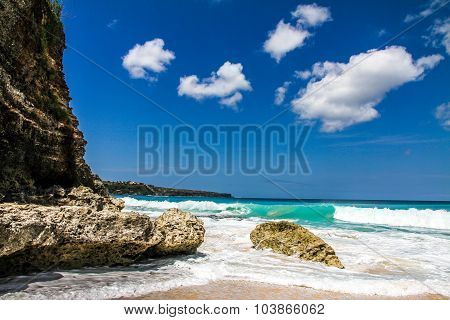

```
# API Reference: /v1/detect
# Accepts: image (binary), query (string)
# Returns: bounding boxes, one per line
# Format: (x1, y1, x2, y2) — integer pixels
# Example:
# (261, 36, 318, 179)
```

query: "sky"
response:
(61, 0, 450, 200)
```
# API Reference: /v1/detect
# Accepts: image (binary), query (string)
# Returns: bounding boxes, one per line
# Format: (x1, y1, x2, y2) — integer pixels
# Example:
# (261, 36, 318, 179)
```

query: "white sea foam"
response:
(334, 206, 450, 230)
(121, 197, 250, 216)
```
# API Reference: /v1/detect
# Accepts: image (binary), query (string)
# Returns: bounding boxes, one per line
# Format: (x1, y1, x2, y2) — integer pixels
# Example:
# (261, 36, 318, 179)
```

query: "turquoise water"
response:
(1, 196, 449, 299)
(119, 195, 450, 230)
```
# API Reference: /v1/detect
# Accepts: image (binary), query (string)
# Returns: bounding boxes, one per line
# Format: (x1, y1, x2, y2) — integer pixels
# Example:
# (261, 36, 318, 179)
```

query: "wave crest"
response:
(121, 197, 250, 216)
(334, 206, 450, 230)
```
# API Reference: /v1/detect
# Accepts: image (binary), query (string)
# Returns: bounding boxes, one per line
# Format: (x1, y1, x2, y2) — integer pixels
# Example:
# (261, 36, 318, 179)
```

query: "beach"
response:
(2, 195, 449, 300)
(128, 280, 447, 300)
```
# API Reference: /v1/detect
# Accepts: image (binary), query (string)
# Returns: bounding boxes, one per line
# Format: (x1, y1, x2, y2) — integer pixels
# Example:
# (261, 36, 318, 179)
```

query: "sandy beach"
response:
(124, 280, 448, 300)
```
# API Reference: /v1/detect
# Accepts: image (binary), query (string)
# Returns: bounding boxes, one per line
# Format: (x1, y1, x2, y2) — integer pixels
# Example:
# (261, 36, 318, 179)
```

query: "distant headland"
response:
(104, 180, 233, 198)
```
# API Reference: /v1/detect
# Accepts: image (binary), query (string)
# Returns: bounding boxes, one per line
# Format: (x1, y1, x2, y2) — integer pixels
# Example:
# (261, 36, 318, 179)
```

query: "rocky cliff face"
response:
(0, 0, 206, 278)
(0, 0, 104, 201)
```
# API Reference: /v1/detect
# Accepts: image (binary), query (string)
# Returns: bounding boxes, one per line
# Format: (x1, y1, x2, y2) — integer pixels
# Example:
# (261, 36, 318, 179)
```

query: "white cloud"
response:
(404, 0, 447, 23)
(263, 21, 310, 63)
(404, 15, 415, 23)
(416, 54, 445, 69)
(220, 92, 243, 110)
(294, 70, 312, 79)
(292, 3, 332, 27)
(274, 81, 291, 105)
(409, 1, 450, 55)
(178, 61, 252, 108)
(107, 19, 118, 29)
(122, 39, 175, 80)
(378, 29, 387, 37)
(435, 102, 450, 130)
(263, 3, 331, 62)
(291, 46, 443, 132)
(428, 18, 450, 55)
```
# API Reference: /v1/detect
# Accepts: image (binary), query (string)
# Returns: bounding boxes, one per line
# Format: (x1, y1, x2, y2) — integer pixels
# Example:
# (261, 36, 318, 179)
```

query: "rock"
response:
(1, 185, 124, 211)
(51, 185, 66, 198)
(152, 208, 205, 255)
(59, 186, 124, 212)
(0, 203, 162, 276)
(250, 221, 344, 269)
(0, 204, 205, 277)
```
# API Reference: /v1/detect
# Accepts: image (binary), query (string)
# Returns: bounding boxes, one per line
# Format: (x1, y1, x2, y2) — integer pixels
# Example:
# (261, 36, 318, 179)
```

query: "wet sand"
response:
(123, 280, 447, 300)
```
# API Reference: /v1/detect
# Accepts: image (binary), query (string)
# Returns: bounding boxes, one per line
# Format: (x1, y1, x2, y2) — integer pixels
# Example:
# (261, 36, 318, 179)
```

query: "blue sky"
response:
(62, 0, 450, 200)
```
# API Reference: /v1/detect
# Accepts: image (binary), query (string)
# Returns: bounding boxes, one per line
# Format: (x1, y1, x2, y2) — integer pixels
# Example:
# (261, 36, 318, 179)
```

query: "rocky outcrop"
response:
(250, 221, 344, 269)
(58, 186, 124, 212)
(0, 0, 206, 278)
(152, 208, 205, 255)
(0, 205, 205, 277)
(0, 0, 105, 201)
(13, 185, 124, 211)
(104, 181, 232, 198)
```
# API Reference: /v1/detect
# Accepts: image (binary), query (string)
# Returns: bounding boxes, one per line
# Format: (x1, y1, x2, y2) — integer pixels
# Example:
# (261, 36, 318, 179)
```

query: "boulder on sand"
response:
(0, 205, 205, 277)
(152, 208, 205, 255)
(250, 221, 344, 269)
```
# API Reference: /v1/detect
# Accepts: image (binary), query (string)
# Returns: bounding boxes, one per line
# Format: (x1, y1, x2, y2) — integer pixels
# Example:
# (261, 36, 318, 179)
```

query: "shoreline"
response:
(121, 280, 448, 300)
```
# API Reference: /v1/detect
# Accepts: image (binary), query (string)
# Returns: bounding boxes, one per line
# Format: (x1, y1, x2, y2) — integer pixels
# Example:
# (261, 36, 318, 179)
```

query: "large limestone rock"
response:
(7, 185, 125, 211)
(250, 221, 344, 269)
(0, 205, 204, 277)
(152, 208, 205, 255)
(0, 204, 161, 276)
(59, 186, 125, 212)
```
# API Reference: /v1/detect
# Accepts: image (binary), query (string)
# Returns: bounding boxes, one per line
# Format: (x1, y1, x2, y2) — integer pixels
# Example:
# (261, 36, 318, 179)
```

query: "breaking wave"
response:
(121, 197, 251, 216)
(121, 197, 335, 221)
(122, 197, 450, 230)
(334, 206, 450, 230)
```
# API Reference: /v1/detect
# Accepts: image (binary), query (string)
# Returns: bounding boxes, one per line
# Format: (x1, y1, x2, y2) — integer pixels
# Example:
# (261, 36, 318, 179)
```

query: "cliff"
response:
(0, 0, 104, 202)
(104, 180, 233, 198)
(0, 0, 205, 277)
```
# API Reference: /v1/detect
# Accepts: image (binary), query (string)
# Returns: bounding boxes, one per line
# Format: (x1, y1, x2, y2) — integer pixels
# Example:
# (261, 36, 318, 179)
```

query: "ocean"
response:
(1, 196, 450, 299)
